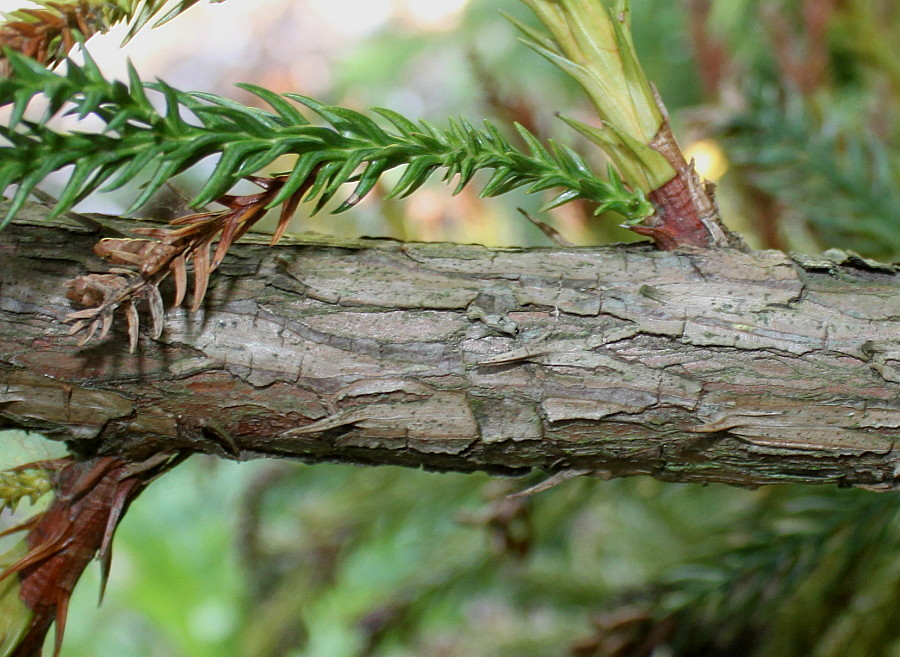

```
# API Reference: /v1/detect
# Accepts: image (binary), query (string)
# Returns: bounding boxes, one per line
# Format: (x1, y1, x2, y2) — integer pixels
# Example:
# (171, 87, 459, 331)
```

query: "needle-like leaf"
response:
(0, 53, 653, 228)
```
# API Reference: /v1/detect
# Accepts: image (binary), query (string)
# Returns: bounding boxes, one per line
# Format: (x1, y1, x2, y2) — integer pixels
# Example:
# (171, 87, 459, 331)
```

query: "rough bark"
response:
(2, 204, 899, 490)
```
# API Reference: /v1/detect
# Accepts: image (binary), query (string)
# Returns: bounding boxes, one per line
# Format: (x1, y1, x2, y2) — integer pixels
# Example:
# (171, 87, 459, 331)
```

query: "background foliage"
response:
(1, 0, 899, 655)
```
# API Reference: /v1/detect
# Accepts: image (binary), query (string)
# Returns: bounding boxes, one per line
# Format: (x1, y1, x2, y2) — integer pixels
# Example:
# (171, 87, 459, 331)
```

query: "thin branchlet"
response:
(0, 50, 653, 229)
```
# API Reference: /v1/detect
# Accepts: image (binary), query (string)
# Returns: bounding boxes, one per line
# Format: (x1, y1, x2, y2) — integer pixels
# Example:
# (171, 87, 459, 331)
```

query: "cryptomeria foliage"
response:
(1, 2, 899, 657)
(0, 7, 674, 651)
(724, 88, 900, 260)
(654, 487, 900, 656)
(0, 49, 652, 229)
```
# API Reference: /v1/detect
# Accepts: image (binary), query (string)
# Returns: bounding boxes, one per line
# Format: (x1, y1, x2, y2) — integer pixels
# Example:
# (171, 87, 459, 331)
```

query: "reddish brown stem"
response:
(634, 120, 737, 250)
(635, 175, 717, 249)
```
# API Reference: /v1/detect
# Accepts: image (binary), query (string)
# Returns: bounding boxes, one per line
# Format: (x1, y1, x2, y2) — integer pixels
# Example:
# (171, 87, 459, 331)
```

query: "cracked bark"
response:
(2, 203, 899, 490)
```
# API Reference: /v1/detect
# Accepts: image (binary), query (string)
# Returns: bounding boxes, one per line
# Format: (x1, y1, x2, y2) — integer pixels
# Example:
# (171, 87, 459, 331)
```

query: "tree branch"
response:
(2, 203, 899, 489)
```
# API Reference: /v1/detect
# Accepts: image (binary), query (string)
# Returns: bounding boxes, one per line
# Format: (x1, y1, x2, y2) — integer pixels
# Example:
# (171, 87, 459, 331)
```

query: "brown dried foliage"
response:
(65, 173, 311, 351)
(0, 454, 183, 657)
(0, 1, 107, 76)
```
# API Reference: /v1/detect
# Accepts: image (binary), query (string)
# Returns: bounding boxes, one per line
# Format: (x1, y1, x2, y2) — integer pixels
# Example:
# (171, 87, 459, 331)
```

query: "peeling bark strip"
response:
(1, 205, 899, 489)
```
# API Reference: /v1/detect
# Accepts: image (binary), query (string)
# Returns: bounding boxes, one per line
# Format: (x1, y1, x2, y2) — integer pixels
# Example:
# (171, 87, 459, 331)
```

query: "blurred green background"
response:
(2, 0, 899, 655)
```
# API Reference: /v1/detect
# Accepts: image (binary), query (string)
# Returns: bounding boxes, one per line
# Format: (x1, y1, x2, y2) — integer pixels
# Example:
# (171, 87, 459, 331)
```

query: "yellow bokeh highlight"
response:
(684, 138, 729, 182)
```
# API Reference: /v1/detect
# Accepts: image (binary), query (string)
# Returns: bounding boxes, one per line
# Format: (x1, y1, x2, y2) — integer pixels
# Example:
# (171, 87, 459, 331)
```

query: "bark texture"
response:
(2, 204, 899, 489)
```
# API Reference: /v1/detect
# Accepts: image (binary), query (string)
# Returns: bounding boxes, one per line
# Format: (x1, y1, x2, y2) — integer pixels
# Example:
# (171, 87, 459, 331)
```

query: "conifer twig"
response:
(0, 50, 652, 229)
